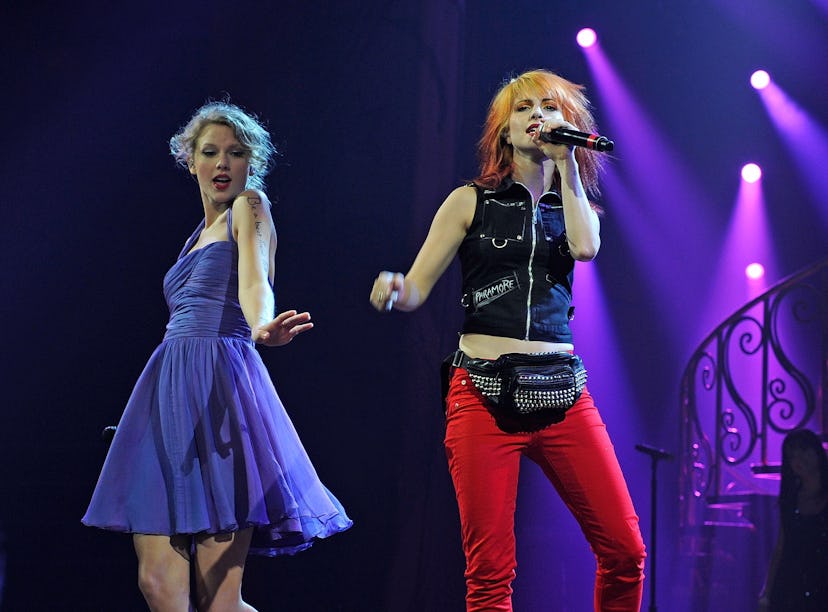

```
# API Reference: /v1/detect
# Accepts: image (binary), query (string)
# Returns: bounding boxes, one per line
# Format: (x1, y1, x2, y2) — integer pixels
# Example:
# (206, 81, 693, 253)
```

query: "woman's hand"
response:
(370, 271, 404, 312)
(368, 185, 474, 314)
(532, 114, 578, 162)
(252, 309, 313, 346)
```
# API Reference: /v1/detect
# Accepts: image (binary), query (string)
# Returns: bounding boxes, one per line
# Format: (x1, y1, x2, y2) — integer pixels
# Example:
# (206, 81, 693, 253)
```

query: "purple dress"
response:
(82, 211, 352, 556)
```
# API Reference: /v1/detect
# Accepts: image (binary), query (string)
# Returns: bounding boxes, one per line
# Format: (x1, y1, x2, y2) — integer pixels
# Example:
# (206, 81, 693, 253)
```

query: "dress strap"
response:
(177, 219, 206, 260)
(226, 209, 235, 242)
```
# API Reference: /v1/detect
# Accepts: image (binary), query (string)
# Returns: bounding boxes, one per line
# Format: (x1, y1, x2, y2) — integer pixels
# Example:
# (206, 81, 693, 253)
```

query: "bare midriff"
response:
(458, 333, 574, 360)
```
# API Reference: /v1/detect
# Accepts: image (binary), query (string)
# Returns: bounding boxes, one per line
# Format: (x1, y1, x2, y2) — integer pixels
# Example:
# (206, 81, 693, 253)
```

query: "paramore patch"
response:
(471, 272, 520, 309)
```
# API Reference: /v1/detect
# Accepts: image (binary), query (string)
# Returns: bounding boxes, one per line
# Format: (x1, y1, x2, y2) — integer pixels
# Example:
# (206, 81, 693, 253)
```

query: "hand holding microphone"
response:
(371, 271, 404, 312)
(539, 127, 614, 152)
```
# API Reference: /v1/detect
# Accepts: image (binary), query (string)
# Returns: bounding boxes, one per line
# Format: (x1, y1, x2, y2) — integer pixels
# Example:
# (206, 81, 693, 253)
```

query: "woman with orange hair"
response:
(370, 70, 645, 610)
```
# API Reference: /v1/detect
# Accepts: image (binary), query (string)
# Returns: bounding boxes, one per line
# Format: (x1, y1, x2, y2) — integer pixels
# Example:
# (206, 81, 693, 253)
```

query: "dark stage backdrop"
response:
(3, 1, 827, 611)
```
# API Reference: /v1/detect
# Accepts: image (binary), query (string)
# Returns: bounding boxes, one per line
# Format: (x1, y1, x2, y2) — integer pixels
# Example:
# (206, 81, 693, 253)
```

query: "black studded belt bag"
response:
(450, 350, 587, 419)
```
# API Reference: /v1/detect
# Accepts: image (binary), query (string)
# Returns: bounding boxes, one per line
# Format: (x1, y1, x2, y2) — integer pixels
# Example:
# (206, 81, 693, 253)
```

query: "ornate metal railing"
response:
(680, 258, 828, 531)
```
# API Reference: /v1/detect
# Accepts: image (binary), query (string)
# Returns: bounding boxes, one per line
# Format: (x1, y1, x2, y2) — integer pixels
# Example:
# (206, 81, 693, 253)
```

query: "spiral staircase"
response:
(679, 257, 828, 530)
(677, 257, 827, 607)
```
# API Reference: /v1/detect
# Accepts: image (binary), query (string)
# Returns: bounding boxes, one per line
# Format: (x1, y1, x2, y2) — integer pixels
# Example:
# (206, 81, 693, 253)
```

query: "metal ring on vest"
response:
(491, 238, 508, 249)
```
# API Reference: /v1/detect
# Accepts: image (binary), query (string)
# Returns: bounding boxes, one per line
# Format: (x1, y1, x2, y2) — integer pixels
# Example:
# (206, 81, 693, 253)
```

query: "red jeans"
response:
(444, 367, 646, 611)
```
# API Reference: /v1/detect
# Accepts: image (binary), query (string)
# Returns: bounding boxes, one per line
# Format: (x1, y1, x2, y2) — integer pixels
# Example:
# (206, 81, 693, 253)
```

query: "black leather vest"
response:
(458, 179, 574, 342)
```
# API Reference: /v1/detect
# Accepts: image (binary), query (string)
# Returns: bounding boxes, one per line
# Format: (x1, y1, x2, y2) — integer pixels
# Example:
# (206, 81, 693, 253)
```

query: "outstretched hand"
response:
(252, 310, 313, 346)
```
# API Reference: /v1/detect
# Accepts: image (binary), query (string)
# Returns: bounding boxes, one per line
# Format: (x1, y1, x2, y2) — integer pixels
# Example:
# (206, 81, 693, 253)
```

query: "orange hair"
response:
(475, 70, 603, 198)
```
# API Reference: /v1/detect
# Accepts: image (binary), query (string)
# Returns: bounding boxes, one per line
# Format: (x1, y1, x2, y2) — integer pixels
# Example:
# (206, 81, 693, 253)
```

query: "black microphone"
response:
(540, 127, 614, 152)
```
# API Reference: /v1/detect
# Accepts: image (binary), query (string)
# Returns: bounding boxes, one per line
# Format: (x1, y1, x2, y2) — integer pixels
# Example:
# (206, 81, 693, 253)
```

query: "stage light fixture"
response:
(745, 263, 765, 280)
(741, 163, 762, 183)
(750, 70, 770, 90)
(576, 28, 597, 48)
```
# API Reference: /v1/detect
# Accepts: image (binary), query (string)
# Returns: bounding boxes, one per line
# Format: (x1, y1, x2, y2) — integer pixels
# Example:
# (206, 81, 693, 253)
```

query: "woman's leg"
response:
(192, 528, 256, 612)
(445, 368, 528, 612)
(133, 534, 193, 612)
(525, 388, 646, 611)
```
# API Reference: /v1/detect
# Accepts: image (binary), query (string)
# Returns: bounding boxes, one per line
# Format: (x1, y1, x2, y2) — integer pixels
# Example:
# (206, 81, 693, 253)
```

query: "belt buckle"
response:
(451, 350, 465, 368)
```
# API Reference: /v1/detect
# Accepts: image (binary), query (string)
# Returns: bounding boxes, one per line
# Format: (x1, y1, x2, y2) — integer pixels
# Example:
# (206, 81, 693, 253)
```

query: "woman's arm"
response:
(233, 189, 313, 345)
(534, 122, 601, 261)
(556, 153, 601, 261)
(758, 524, 784, 610)
(371, 185, 475, 312)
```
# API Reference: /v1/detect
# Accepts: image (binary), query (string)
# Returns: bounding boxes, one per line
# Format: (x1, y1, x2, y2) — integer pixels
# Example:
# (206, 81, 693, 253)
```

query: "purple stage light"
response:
(745, 262, 765, 280)
(576, 28, 597, 48)
(750, 70, 770, 90)
(580, 39, 716, 345)
(757, 81, 828, 228)
(705, 165, 777, 337)
(741, 163, 762, 183)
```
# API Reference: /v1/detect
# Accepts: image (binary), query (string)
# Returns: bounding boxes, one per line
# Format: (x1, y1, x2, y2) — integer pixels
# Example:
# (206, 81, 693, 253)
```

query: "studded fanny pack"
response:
(451, 350, 587, 422)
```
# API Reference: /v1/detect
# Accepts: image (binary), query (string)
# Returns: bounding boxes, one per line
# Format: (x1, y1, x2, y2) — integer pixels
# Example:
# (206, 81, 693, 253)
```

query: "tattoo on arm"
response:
(247, 196, 269, 276)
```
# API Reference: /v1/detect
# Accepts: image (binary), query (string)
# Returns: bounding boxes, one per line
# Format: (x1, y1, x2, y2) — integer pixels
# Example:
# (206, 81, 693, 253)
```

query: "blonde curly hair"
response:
(169, 101, 276, 190)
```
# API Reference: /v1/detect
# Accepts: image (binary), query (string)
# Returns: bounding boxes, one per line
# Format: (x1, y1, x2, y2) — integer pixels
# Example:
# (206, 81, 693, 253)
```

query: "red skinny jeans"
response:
(444, 367, 646, 611)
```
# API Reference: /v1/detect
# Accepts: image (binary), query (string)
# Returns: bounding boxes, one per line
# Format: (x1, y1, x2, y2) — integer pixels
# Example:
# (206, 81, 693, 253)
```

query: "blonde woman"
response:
(84, 101, 352, 611)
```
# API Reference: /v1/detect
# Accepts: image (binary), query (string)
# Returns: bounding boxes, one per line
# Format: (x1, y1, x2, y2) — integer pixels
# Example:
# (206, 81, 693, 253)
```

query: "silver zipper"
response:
(525, 201, 538, 339)
(514, 181, 552, 340)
